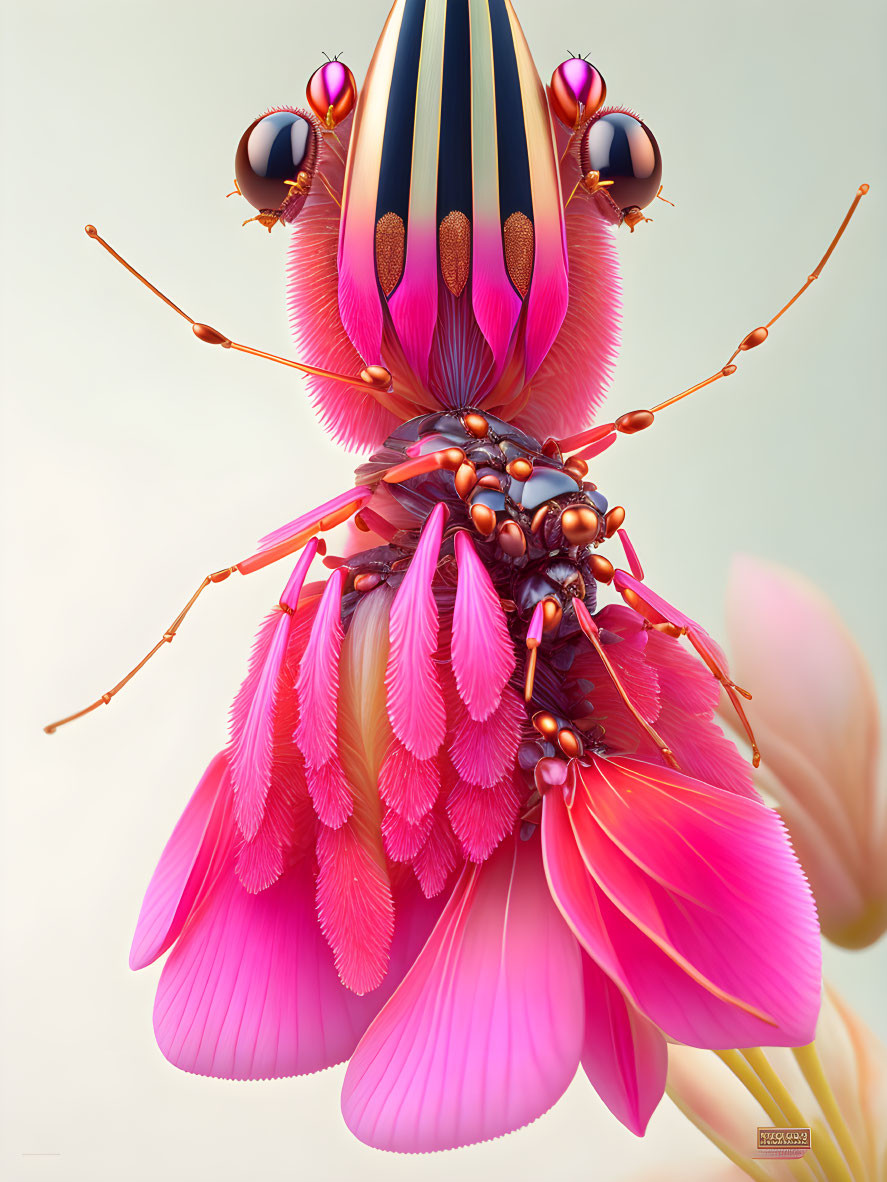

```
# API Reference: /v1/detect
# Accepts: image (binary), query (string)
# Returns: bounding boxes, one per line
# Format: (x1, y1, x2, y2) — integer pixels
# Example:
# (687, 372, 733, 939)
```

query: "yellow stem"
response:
(793, 1044, 868, 1182)
(742, 1049, 853, 1182)
(666, 1086, 773, 1182)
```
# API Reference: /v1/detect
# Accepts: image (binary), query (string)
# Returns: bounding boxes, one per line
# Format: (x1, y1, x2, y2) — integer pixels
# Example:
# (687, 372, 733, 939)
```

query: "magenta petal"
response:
(130, 753, 234, 971)
(542, 757, 821, 1048)
(386, 503, 447, 759)
(153, 860, 441, 1080)
(580, 952, 667, 1137)
(452, 531, 515, 721)
(341, 836, 584, 1151)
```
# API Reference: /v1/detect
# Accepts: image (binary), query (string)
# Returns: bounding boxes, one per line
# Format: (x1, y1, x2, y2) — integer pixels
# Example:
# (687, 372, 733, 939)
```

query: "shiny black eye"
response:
(580, 111, 662, 213)
(234, 110, 319, 221)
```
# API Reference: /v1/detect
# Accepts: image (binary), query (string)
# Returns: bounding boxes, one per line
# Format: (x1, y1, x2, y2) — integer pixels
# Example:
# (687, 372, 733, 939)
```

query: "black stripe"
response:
(375, 0, 428, 229)
(437, 0, 472, 222)
(489, 0, 532, 224)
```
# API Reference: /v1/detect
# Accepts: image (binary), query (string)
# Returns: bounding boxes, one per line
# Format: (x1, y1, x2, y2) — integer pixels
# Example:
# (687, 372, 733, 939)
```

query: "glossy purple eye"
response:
(234, 109, 320, 229)
(549, 57, 606, 128)
(580, 110, 662, 215)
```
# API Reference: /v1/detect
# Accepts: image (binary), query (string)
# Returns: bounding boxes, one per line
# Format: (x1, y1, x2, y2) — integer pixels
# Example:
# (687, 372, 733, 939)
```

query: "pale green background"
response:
(1, 0, 885, 1179)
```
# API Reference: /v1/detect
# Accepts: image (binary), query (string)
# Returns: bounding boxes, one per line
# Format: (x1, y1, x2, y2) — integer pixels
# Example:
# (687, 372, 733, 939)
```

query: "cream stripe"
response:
(468, 0, 500, 234)
(339, 0, 409, 263)
(407, 0, 447, 238)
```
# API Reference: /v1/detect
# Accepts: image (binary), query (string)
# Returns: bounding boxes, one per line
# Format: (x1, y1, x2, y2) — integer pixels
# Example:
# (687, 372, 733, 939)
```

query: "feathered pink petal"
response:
(315, 821, 394, 996)
(446, 775, 521, 863)
(153, 859, 442, 1080)
(452, 531, 515, 721)
(580, 952, 667, 1137)
(229, 544, 317, 841)
(542, 756, 821, 1048)
(381, 807, 433, 862)
(378, 738, 441, 825)
(130, 754, 235, 971)
(450, 687, 523, 788)
(341, 836, 584, 1152)
(305, 761, 353, 829)
(385, 503, 447, 759)
(412, 805, 459, 899)
(296, 568, 345, 768)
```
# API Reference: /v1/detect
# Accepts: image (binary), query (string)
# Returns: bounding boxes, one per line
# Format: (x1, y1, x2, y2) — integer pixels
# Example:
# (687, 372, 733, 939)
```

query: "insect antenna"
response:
(557, 184, 870, 455)
(82, 226, 396, 400)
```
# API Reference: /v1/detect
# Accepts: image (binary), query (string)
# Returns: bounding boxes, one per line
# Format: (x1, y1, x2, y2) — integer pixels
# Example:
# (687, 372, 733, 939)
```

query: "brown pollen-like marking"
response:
(463, 411, 489, 438)
(532, 712, 559, 739)
(503, 212, 535, 297)
(439, 211, 471, 297)
(375, 212, 406, 296)
(588, 554, 615, 584)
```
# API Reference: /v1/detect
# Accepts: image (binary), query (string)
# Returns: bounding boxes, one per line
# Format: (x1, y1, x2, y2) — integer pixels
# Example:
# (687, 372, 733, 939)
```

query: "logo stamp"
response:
(753, 1127, 812, 1160)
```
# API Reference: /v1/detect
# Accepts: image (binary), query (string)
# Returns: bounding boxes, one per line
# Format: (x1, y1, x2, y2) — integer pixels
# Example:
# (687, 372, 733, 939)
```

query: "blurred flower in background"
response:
(726, 556, 887, 948)
(667, 986, 887, 1181)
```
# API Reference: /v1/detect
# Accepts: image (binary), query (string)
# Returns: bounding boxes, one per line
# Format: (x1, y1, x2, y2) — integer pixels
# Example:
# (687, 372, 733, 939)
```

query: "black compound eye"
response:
(234, 110, 319, 221)
(580, 111, 662, 213)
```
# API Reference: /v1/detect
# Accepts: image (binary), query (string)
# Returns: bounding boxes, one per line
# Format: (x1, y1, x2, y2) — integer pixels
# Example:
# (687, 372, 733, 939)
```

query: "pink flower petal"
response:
(386, 504, 447, 759)
(130, 753, 234, 971)
(449, 687, 524, 788)
(316, 820, 394, 996)
(153, 861, 441, 1080)
(452, 531, 515, 721)
(727, 555, 886, 947)
(542, 756, 821, 1048)
(580, 952, 667, 1136)
(446, 774, 521, 863)
(341, 836, 584, 1151)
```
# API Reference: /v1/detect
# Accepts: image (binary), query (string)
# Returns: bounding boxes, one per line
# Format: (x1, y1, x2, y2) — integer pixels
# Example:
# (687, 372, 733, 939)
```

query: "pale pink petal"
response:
(450, 687, 523, 788)
(452, 531, 515, 721)
(446, 775, 520, 863)
(542, 756, 821, 1048)
(379, 738, 440, 825)
(316, 821, 394, 996)
(386, 504, 447, 759)
(130, 754, 234, 971)
(580, 952, 667, 1136)
(727, 555, 886, 947)
(341, 836, 584, 1152)
(153, 860, 442, 1080)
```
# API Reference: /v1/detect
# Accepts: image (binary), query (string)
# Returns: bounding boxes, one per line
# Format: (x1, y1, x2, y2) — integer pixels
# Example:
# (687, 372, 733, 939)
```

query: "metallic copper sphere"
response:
(360, 365, 392, 388)
(557, 728, 584, 759)
(463, 412, 489, 438)
(550, 57, 606, 128)
(542, 597, 563, 632)
(560, 505, 601, 546)
(604, 506, 626, 537)
(588, 554, 615, 584)
(497, 520, 527, 558)
(307, 61, 357, 129)
(507, 457, 534, 482)
(470, 503, 497, 536)
(532, 712, 560, 739)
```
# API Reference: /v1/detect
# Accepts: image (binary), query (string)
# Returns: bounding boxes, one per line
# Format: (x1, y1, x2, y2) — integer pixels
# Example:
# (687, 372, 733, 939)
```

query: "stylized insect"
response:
(46, 0, 866, 1154)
